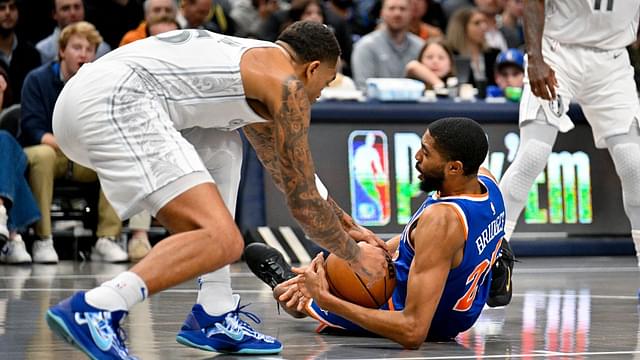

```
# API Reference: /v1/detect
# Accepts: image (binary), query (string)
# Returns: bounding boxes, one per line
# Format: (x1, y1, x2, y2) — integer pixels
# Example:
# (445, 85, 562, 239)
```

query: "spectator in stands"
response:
(230, 0, 280, 38)
(258, 0, 352, 75)
(84, 0, 144, 49)
(473, 0, 507, 51)
(408, 0, 442, 41)
(0, 0, 41, 106)
(351, 0, 424, 90)
(486, 48, 524, 101)
(0, 66, 40, 264)
(120, 0, 178, 47)
(421, 0, 448, 34)
(177, 0, 236, 35)
(498, 0, 524, 49)
(405, 38, 455, 90)
(446, 7, 500, 95)
(19, 22, 127, 264)
(36, 0, 112, 64)
(0, 130, 41, 264)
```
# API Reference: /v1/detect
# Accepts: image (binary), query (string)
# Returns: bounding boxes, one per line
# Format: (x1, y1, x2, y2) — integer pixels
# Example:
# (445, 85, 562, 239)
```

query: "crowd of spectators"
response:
(0, 0, 532, 265)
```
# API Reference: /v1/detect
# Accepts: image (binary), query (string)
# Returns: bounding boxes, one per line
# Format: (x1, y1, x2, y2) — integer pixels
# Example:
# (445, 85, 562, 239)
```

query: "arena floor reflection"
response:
(1, 256, 639, 359)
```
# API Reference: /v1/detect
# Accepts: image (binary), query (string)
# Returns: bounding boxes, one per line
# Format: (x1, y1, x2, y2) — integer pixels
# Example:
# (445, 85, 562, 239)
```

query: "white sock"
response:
(632, 230, 640, 267)
(85, 271, 148, 311)
(504, 220, 517, 241)
(196, 265, 236, 315)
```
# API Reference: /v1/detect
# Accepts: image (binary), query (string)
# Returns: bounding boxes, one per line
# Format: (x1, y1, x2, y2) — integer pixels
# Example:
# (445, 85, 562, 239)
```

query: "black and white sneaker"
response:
(487, 239, 515, 308)
(244, 243, 296, 289)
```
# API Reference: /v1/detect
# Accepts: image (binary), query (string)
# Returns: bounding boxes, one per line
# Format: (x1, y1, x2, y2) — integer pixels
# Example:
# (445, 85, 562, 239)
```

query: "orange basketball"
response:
(324, 253, 396, 308)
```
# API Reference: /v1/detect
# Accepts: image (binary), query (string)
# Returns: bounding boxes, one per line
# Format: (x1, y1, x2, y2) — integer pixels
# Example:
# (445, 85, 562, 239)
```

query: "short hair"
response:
(145, 14, 180, 36)
(144, 0, 177, 15)
(277, 20, 341, 65)
(59, 21, 102, 52)
(427, 117, 488, 175)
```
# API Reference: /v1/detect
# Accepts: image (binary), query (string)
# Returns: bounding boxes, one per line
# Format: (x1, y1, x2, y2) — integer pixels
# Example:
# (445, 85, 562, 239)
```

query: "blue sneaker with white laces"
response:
(46, 291, 137, 360)
(176, 294, 282, 354)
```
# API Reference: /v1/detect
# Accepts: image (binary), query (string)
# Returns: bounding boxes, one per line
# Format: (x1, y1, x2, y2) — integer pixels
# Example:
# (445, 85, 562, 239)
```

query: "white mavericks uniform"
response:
(519, 0, 640, 148)
(53, 30, 277, 219)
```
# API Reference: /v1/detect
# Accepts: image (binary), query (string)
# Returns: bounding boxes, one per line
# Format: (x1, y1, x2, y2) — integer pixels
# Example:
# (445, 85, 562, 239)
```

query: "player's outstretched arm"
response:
(297, 205, 464, 349)
(523, 0, 557, 100)
(241, 48, 386, 280)
(243, 124, 388, 252)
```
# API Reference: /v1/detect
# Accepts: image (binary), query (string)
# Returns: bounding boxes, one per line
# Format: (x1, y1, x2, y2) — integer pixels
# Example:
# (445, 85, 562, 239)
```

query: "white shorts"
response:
(53, 63, 243, 219)
(519, 36, 640, 148)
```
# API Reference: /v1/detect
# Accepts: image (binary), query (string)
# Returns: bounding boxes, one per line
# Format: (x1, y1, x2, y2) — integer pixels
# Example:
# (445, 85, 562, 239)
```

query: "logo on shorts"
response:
(548, 94, 564, 118)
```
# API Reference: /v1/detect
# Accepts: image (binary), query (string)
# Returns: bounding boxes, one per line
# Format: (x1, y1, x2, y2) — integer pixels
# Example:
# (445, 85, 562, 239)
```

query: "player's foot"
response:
(487, 239, 515, 307)
(176, 294, 282, 354)
(46, 291, 137, 359)
(244, 243, 295, 289)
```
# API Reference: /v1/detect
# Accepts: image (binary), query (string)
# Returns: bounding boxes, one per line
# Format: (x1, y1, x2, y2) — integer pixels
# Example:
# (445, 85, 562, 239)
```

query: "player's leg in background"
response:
(604, 122, 640, 266)
(175, 128, 282, 354)
(499, 110, 558, 240)
(184, 127, 243, 317)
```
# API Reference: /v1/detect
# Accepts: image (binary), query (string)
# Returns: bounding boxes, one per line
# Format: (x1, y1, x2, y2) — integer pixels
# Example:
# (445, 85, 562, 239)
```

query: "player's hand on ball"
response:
(349, 242, 388, 285)
(348, 226, 389, 254)
(295, 253, 330, 306)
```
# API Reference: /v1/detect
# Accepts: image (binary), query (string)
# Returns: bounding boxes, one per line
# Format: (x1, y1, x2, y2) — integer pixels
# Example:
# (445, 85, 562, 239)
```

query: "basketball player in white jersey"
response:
(500, 1, 640, 264)
(44, 21, 388, 359)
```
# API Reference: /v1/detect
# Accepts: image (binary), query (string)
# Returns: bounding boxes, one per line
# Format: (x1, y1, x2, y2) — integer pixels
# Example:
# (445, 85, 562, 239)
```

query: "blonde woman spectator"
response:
(446, 7, 500, 94)
(405, 38, 456, 90)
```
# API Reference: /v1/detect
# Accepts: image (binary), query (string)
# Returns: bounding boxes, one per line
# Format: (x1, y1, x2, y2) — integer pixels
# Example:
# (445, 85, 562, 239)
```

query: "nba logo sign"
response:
(348, 130, 391, 226)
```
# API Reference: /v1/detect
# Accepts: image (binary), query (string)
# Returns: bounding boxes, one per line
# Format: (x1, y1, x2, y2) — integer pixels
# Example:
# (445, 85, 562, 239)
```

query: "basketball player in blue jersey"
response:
(44, 21, 389, 359)
(247, 117, 509, 349)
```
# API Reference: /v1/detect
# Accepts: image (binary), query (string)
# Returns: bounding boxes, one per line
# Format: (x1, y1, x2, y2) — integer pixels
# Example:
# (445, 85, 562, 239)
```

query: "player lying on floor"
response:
(246, 117, 515, 349)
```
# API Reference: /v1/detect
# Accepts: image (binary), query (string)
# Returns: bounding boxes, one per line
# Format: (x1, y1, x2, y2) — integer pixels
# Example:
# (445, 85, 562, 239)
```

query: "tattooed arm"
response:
(243, 122, 388, 252)
(242, 78, 362, 262)
(240, 47, 387, 280)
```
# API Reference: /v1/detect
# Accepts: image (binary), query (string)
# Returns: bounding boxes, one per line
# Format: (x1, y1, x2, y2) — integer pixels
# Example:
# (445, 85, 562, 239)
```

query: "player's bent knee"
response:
(202, 226, 243, 262)
(506, 139, 552, 202)
(611, 143, 640, 206)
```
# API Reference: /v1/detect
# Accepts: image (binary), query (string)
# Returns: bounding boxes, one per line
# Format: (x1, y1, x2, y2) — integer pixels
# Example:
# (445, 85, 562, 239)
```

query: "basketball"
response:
(324, 253, 396, 308)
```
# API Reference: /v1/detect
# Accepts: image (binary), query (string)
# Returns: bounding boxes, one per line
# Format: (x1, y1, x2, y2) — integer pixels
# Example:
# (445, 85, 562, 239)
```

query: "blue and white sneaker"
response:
(46, 292, 137, 359)
(176, 294, 282, 354)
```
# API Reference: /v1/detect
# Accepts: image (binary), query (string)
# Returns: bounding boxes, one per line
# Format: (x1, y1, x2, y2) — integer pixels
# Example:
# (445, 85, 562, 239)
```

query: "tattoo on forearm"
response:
(243, 124, 286, 192)
(273, 77, 359, 262)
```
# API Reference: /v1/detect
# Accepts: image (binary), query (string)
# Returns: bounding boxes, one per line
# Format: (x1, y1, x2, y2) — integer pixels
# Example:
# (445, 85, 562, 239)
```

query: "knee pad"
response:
(611, 143, 640, 206)
(507, 139, 553, 202)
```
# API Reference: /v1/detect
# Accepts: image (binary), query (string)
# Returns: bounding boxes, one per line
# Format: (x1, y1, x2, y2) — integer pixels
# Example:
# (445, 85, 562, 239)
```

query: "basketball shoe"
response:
(46, 291, 137, 359)
(244, 242, 296, 289)
(176, 294, 282, 354)
(487, 239, 515, 307)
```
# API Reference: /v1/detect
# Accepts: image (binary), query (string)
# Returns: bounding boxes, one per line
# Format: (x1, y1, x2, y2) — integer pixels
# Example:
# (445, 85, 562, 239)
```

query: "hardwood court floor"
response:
(1, 255, 639, 359)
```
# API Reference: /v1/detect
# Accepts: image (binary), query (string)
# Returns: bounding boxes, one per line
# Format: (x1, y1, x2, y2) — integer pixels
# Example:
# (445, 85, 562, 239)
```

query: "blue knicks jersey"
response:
(385, 175, 505, 339)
